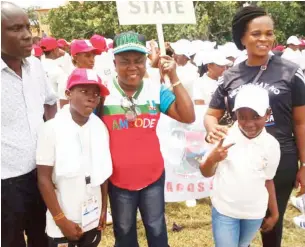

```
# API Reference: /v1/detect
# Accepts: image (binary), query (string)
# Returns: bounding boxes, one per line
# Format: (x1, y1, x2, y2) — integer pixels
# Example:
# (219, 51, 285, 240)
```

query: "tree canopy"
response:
(46, 1, 305, 44)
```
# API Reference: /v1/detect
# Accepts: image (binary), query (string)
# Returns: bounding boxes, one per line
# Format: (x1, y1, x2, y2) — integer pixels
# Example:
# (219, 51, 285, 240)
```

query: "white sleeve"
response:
(58, 73, 69, 100)
(265, 138, 281, 180)
(40, 63, 58, 105)
(193, 79, 205, 101)
(36, 121, 56, 166)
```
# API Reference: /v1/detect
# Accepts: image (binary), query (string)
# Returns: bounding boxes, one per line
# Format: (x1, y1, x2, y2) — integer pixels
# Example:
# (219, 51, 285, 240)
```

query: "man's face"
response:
(1, 11, 33, 58)
(114, 51, 146, 87)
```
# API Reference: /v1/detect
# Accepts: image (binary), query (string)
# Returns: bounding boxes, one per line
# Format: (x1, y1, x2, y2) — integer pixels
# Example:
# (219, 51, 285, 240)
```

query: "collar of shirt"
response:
(202, 73, 217, 83)
(1, 57, 30, 72)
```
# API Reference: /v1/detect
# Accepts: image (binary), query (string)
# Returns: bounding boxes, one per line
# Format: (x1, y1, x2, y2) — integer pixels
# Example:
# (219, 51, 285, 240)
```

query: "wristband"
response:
(170, 81, 181, 90)
(53, 212, 65, 221)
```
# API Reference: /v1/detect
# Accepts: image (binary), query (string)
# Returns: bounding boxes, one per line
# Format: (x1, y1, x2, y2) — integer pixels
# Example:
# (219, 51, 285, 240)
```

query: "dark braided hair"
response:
(232, 6, 267, 50)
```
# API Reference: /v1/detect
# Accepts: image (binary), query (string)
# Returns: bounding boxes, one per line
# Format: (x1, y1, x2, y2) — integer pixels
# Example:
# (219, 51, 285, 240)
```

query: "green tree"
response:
(258, 1, 305, 44)
(48, 1, 305, 45)
(25, 6, 40, 34)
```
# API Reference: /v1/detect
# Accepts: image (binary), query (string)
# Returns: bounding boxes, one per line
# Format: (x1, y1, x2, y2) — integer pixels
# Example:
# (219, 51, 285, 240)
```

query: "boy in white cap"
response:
(193, 49, 232, 106)
(170, 39, 199, 97)
(36, 68, 112, 247)
(282, 35, 305, 70)
(200, 85, 280, 247)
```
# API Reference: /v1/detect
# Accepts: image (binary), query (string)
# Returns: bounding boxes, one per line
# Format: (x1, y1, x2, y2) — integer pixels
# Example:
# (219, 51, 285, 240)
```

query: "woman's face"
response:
(241, 15, 275, 58)
(74, 51, 96, 69)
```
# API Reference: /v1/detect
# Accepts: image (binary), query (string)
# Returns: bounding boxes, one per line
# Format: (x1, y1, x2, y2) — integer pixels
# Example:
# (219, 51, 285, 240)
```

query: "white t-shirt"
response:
(176, 61, 199, 98)
(193, 73, 218, 104)
(282, 47, 305, 70)
(57, 52, 74, 75)
(94, 52, 116, 88)
(36, 118, 110, 237)
(41, 58, 66, 94)
(210, 123, 281, 219)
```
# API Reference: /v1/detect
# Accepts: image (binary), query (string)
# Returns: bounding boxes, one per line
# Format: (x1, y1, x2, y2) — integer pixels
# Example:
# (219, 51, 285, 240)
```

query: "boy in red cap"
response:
(58, 40, 102, 108)
(40, 37, 65, 94)
(57, 39, 71, 53)
(36, 68, 112, 247)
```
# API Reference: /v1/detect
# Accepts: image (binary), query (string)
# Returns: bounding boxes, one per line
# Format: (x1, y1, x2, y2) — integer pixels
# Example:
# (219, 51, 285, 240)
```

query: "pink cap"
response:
(90, 34, 108, 52)
(272, 45, 285, 52)
(40, 37, 58, 51)
(66, 68, 110, 96)
(57, 39, 70, 48)
(300, 39, 305, 46)
(70, 40, 102, 56)
(32, 44, 43, 57)
(108, 42, 113, 49)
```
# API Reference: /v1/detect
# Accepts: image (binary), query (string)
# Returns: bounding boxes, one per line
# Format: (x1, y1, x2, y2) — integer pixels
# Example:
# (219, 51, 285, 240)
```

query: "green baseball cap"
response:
(113, 31, 148, 55)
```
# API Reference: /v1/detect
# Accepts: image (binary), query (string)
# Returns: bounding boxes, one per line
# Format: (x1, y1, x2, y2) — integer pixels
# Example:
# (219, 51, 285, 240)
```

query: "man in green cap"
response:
(98, 31, 195, 247)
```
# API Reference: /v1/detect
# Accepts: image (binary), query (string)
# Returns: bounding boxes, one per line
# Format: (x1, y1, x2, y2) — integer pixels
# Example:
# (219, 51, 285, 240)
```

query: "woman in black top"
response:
(204, 6, 305, 247)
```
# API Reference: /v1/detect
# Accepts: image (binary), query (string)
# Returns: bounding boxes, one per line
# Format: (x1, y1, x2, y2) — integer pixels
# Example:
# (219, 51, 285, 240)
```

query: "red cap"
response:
(57, 39, 70, 48)
(90, 35, 108, 52)
(272, 45, 285, 52)
(66, 68, 110, 96)
(70, 40, 102, 57)
(40, 37, 58, 51)
(32, 44, 43, 57)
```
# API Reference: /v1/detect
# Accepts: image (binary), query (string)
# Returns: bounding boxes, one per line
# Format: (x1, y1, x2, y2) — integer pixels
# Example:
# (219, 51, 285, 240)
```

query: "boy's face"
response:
(236, 108, 269, 139)
(66, 84, 101, 118)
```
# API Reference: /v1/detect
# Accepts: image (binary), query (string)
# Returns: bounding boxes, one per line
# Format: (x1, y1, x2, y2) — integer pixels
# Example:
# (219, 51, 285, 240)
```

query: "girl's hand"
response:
(207, 138, 235, 164)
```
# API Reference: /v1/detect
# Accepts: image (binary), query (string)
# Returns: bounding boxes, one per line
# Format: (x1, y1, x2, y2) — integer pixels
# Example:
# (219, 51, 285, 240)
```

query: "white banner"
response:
(157, 105, 214, 202)
(116, 0, 196, 25)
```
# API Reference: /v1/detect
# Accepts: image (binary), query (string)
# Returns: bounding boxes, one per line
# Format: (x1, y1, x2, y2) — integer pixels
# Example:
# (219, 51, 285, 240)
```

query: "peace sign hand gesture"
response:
(208, 138, 235, 164)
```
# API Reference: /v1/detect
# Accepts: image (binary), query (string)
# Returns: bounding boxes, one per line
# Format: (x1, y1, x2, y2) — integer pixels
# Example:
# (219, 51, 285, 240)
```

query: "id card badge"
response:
(81, 195, 99, 232)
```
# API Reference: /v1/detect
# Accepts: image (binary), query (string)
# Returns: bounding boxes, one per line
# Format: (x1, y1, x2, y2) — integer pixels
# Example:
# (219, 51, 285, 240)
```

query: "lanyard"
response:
(113, 78, 143, 100)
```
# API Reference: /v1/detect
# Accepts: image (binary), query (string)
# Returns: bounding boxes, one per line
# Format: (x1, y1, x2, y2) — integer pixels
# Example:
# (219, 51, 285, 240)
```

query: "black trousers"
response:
(1, 169, 48, 247)
(261, 153, 299, 247)
(48, 228, 101, 247)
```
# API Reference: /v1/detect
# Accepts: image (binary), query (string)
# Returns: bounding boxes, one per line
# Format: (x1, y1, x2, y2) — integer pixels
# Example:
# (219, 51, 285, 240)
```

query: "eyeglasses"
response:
(120, 96, 141, 121)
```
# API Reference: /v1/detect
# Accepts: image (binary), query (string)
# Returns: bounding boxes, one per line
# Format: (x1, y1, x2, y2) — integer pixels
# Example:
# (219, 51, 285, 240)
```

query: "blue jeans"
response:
(108, 172, 168, 247)
(212, 207, 263, 247)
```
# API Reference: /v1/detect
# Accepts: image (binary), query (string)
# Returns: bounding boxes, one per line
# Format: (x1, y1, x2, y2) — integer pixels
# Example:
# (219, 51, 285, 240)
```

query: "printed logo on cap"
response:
(85, 40, 93, 47)
(86, 69, 98, 81)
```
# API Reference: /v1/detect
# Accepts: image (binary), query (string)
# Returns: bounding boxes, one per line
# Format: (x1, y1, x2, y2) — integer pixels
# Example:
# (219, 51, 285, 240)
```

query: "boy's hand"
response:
(261, 215, 279, 232)
(207, 138, 235, 164)
(57, 218, 83, 241)
(97, 209, 107, 231)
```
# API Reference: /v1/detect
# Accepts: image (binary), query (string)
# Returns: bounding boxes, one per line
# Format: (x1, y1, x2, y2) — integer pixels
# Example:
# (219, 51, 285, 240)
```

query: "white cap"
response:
(219, 42, 242, 59)
(206, 49, 233, 66)
(171, 39, 195, 58)
(287, 36, 301, 46)
(233, 85, 269, 117)
(194, 49, 233, 66)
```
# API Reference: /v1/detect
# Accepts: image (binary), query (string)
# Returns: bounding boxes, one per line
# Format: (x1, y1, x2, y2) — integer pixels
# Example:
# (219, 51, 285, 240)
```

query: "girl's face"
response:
(241, 15, 275, 58)
(236, 108, 269, 139)
(74, 51, 96, 69)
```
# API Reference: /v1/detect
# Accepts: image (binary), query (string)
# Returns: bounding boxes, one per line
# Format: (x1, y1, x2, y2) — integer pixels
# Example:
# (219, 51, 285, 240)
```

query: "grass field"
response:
(100, 197, 305, 247)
